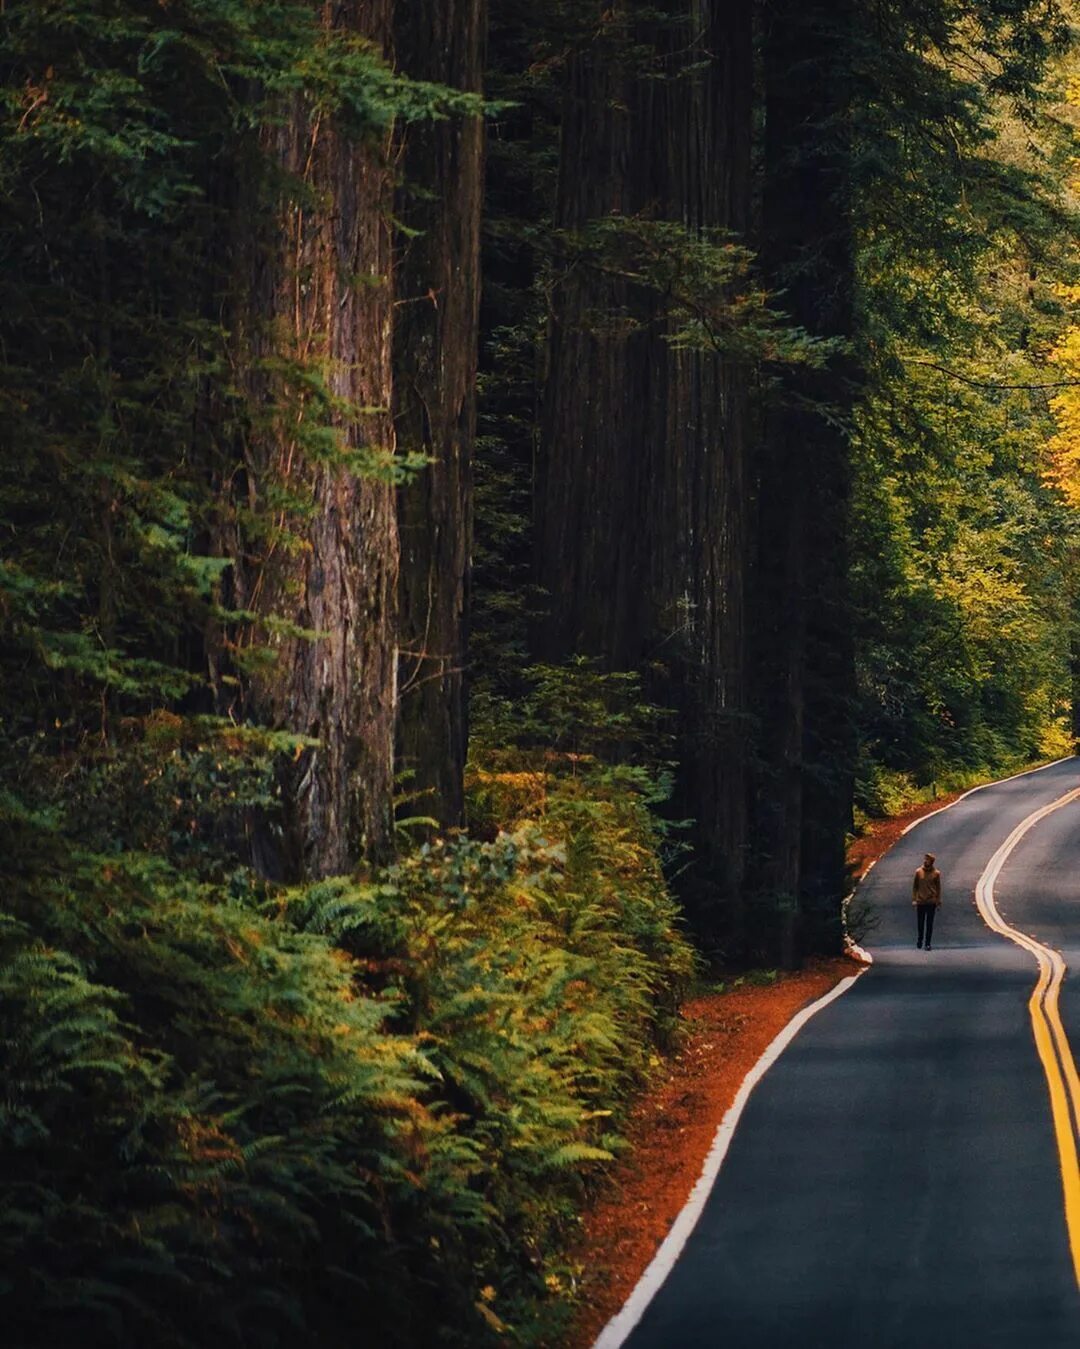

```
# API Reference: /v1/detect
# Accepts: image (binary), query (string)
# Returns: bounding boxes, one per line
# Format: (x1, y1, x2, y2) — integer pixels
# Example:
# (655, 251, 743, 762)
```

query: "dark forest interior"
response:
(4, 1, 1080, 1343)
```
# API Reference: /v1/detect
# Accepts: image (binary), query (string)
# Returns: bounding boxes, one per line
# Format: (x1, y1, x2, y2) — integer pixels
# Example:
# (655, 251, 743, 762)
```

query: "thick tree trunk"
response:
(756, 0, 857, 964)
(537, 0, 753, 958)
(393, 0, 486, 829)
(224, 0, 398, 880)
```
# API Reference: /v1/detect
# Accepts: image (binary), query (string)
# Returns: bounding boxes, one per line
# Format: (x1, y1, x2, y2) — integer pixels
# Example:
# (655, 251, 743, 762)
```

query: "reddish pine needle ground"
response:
(563, 797, 957, 1348)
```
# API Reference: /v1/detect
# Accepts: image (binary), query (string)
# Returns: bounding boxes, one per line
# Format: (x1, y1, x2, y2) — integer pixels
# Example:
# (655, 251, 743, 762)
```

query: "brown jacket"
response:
(912, 865, 942, 907)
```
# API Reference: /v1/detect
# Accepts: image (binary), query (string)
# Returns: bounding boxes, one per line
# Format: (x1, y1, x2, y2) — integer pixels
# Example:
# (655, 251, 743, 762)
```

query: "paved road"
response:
(618, 758, 1080, 1348)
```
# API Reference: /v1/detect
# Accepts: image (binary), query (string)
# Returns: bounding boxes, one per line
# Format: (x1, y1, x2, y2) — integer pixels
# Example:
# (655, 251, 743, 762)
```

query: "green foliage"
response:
(474, 656, 670, 760)
(850, 0, 1080, 807)
(0, 764, 692, 1346)
(1, 5, 686, 1344)
(552, 217, 841, 367)
(0, 824, 487, 1347)
(0, 0, 469, 754)
(468, 660, 695, 1024)
(283, 820, 693, 1338)
(462, 660, 695, 1325)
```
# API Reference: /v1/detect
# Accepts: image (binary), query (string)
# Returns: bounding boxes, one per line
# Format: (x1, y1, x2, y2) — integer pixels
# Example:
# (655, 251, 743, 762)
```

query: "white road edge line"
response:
(591, 968, 869, 1349)
(899, 755, 1075, 836)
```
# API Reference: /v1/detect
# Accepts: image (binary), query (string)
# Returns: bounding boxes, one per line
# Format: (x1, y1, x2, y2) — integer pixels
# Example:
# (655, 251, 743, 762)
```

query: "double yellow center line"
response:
(974, 786, 1080, 1287)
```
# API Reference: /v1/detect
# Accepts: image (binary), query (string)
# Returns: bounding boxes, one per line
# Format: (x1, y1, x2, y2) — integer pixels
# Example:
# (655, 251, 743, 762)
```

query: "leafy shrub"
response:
(0, 809, 496, 1348)
(283, 816, 694, 1340)
(1, 707, 694, 1346)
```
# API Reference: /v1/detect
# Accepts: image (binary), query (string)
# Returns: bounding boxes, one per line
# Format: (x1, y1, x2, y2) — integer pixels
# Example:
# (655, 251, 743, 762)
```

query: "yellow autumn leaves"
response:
(1046, 320, 1080, 507)
(1044, 73, 1080, 506)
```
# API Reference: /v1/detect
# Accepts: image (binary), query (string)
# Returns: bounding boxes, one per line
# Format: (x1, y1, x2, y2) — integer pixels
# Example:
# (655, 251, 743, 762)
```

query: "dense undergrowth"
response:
(1, 684, 692, 1348)
(853, 725, 1074, 828)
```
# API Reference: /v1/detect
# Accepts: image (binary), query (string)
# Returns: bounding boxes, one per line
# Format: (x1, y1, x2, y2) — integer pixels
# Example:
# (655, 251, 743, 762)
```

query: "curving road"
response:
(606, 757, 1080, 1348)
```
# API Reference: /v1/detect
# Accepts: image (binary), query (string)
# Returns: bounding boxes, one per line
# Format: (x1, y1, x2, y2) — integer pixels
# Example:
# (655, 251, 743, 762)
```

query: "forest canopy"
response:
(3, 0, 1080, 1343)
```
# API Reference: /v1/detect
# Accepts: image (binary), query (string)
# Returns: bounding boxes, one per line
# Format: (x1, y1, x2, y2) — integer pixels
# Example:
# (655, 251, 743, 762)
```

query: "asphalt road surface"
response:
(618, 757, 1080, 1349)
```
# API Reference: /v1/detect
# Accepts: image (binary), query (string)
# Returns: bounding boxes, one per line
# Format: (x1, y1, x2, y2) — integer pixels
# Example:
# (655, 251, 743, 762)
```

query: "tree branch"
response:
(907, 358, 1080, 391)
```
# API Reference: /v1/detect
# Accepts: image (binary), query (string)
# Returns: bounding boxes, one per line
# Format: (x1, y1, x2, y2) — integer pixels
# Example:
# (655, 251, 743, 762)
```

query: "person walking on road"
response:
(913, 852, 942, 950)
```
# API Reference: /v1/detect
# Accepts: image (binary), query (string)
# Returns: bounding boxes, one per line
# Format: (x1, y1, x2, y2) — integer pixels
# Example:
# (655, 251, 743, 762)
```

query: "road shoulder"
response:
(565, 956, 860, 1348)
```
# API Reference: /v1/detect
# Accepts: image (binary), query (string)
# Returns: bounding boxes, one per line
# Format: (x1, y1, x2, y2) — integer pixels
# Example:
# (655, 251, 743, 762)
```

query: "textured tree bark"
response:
(756, 0, 857, 965)
(224, 0, 398, 880)
(393, 0, 486, 829)
(536, 0, 753, 957)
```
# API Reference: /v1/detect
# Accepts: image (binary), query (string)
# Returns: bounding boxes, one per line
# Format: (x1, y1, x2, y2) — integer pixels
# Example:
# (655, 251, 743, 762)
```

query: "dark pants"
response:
(916, 904, 936, 947)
